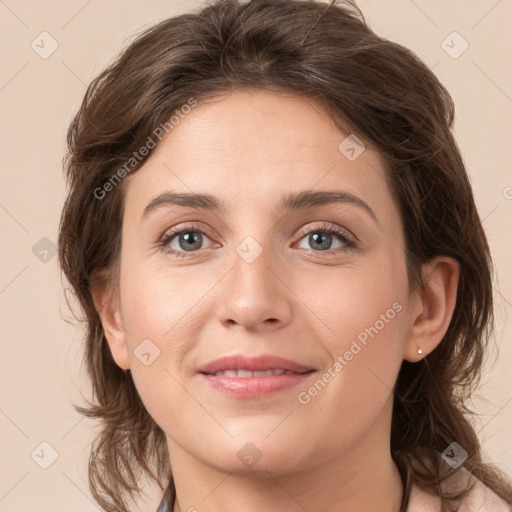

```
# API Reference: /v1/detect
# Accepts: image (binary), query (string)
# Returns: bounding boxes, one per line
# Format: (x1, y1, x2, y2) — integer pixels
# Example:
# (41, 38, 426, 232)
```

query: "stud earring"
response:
(417, 347, 423, 355)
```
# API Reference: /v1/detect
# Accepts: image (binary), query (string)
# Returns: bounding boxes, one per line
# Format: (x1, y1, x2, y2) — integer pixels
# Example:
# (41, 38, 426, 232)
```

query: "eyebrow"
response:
(142, 190, 377, 223)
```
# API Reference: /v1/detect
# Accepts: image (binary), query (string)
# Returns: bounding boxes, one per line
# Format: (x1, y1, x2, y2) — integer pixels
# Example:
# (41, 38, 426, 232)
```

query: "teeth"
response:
(212, 369, 293, 377)
(220, 370, 238, 377)
(253, 370, 275, 377)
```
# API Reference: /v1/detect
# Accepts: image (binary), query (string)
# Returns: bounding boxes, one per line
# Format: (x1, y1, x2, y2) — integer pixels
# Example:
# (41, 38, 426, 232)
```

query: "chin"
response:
(198, 434, 309, 476)
(210, 451, 304, 478)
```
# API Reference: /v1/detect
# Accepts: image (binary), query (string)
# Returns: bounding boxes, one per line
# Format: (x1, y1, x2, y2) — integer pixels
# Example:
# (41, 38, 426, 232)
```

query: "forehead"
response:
(123, 89, 391, 218)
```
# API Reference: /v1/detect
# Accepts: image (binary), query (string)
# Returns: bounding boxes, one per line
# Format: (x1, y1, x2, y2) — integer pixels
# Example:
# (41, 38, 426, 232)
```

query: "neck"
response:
(168, 401, 403, 512)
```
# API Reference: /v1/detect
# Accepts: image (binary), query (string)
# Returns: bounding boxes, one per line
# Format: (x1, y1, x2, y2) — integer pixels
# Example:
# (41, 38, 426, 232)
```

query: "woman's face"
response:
(113, 89, 415, 475)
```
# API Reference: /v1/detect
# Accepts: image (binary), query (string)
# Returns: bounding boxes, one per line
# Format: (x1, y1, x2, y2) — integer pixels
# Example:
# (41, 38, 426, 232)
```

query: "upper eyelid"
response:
(294, 222, 353, 239)
(160, 222, 215, 242)
(161, 221, 348, 236)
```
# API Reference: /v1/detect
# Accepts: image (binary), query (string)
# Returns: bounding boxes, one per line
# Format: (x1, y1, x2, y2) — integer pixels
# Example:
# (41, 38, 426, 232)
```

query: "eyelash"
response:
(158, 222, 357, 259)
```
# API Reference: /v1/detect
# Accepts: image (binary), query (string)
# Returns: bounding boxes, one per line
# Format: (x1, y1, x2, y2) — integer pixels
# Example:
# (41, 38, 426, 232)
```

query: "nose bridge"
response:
(233, 233, 274, 289)
(215, 232, 292, 331)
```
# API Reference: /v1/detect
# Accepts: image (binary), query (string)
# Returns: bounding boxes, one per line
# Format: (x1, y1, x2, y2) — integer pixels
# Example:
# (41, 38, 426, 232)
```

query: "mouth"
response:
(197, 354, 315, 375)
(197, 354, 316, 399)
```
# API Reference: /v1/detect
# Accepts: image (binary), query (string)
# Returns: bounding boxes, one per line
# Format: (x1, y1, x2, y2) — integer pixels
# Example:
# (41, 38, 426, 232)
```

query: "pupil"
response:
(180, 232, 202, 251)
(311, 232, 331, 250)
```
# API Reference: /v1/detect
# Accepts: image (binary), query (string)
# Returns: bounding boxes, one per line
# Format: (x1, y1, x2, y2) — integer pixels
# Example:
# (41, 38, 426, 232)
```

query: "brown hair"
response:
(58, 0, 512, 510)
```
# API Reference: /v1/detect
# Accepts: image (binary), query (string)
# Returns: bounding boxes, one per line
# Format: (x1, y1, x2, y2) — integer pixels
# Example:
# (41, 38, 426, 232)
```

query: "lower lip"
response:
(200, 372, 315, 399)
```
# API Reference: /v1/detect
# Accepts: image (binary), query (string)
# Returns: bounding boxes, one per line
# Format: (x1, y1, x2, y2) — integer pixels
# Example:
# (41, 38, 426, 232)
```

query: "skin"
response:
(93, 89, 459, 512)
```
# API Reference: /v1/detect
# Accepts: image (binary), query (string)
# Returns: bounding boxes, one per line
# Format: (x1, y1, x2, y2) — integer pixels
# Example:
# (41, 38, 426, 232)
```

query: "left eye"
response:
(295, 228, 353, 252)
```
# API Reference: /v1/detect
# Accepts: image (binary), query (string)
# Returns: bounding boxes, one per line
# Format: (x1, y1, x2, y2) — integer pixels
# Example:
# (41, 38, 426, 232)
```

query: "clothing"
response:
(407, 479, 511, 511)
(156, 481, 175, 512)
(156, 476, 511, 511)
(156, 501, 170, 512)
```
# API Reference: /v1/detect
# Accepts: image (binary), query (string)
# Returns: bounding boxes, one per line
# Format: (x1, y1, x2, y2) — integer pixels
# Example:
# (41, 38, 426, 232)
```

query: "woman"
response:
(58, 0, 512, 511)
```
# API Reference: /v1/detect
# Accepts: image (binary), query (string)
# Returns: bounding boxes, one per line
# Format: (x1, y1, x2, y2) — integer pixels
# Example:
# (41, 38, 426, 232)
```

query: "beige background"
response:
(1, 0, 511, 510)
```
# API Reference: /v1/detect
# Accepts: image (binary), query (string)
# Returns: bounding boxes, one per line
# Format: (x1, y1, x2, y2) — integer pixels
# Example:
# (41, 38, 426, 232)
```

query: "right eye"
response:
(159, 224, 217, 258)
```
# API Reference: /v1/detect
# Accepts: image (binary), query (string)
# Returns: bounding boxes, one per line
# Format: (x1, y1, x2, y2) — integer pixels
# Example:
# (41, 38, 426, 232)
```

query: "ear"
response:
(403, 256, 460, 362)
(90, 270, 130, 370)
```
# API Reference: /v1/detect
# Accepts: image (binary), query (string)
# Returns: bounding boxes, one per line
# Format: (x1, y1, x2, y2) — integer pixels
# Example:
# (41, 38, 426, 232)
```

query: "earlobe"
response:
(90, 273, 130, 370)
(403, 256, 460, 362)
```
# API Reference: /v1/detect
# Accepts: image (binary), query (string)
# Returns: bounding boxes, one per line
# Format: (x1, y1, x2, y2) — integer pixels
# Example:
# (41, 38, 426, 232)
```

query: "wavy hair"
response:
(58, 0, 512, 510)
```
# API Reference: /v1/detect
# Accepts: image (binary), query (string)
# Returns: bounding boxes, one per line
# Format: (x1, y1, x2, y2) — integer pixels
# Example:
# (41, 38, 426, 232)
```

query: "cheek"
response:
(118, 259, 223, 402)
(291, 270, 406, 454)
(120, 260, 208, 340)
(303, 252, 408, 396)
(117, 261, 209, 431)
(311, 259, 406, 345)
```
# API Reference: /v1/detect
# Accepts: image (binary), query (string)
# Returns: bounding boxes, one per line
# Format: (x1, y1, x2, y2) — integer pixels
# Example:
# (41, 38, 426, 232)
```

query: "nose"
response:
(215, 240, 293, 333)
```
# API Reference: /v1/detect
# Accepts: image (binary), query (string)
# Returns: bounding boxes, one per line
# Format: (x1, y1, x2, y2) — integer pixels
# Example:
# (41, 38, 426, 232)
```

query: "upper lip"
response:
(198, 355, 315, 374)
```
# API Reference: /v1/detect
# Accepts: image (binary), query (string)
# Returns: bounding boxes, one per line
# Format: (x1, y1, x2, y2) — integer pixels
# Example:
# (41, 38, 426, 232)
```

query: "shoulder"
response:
(407, 469, 511, 512)
(456, 478, 511, 512)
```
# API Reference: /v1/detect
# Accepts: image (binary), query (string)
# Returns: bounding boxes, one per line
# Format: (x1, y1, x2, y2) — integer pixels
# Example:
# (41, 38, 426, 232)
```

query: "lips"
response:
(197, 354, 314, 375)
(198, 354, 316, 399)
